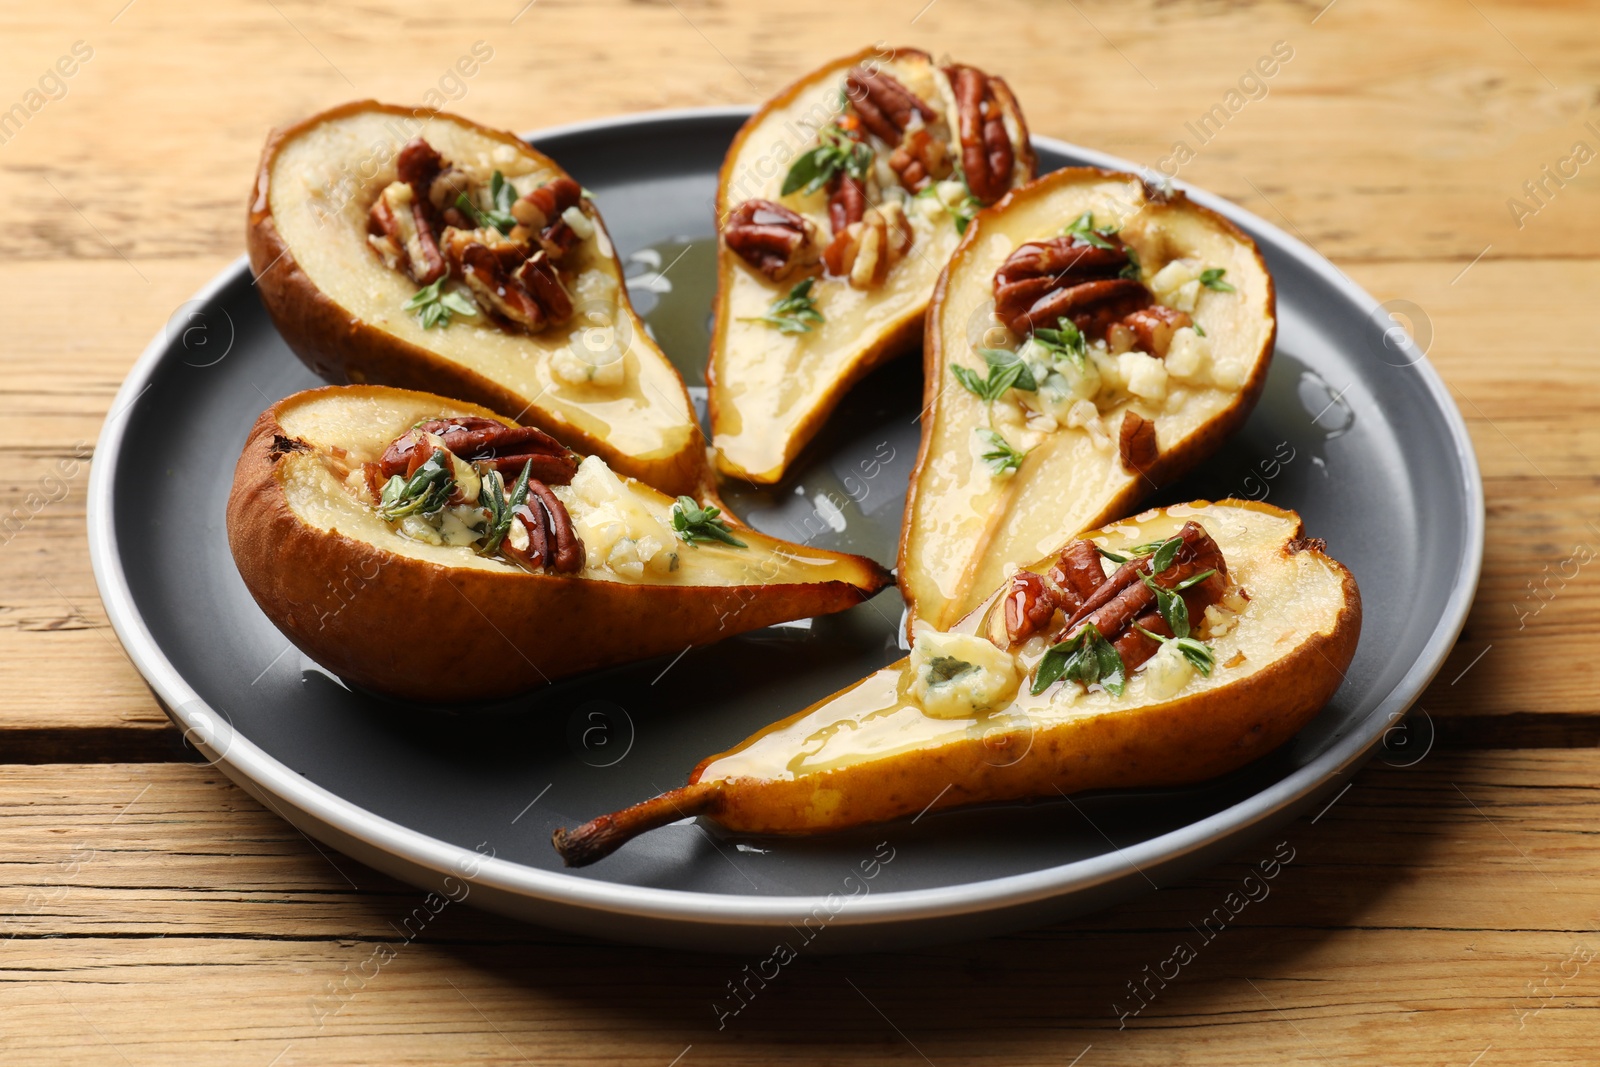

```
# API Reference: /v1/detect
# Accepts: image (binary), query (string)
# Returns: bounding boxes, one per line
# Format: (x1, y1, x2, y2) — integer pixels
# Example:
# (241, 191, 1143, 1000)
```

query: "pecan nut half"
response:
(993, 235, 1147, 338)
(945, 64, 1015, 204)
(845, 65, 938, 145)
(503, 481, 585, 575)
(724, 199, 822, 282)
(367, 181, 446, 285)
(1119, 411, 1158, 475)
(379, 417, 579, 484)
(823, 202, 914, 289)
(442, 228, 573, 332)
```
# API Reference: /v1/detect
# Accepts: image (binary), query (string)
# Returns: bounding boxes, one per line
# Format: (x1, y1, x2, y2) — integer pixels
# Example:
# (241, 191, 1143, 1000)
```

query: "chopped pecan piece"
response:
(378, 417, 578, 484)
(511, 176, 586, 260)
(845, 65, 937, 145)
(993, 538, 1113, 648)
(828, 173, 868, 234)
(1000, 570, 1059, 645)
(1119, 411, 1158, 475)
(888, 127, 952, 192)
(367, 181, 446, 285)
(944, 64, 1015, 204)
(993, 235, 1147, 338)
(503, 482, 585, 574)
(1108, 304, 1193, 358)
(822, 202, 914, 289)
(723, 199, 821, 282)
(1047, 539, 1108, 616)
(396, 138, 445, 192)
(1112, 609, 1172, 674)
(442, 228, 572, 332)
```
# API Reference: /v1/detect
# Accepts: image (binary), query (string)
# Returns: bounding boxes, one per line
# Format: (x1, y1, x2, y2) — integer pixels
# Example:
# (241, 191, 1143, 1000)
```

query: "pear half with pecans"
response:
(247, 100, 708, 497)
(900, 167, 1277, 634)
(552, 500, 1359, 866)
(227, 386, 892, 701)
(708, 46, 1036, 484)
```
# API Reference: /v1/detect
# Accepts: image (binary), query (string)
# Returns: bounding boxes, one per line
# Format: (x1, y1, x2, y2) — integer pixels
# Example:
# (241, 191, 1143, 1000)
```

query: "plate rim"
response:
(86, 105, 1484, 931)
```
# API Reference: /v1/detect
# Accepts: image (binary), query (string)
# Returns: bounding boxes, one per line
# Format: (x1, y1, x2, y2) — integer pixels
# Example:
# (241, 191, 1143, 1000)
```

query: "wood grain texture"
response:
(2, 752, 1598, 1064)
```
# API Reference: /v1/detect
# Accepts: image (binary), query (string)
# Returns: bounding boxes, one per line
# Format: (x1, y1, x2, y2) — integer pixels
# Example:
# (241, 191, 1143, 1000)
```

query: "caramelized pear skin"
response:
(226, 386, 892, 702)
(900, 168, 1278, 636)
(247, 100, 708, 497)
(553, 501, 1359, 866)
(708, 46, 1036, 484)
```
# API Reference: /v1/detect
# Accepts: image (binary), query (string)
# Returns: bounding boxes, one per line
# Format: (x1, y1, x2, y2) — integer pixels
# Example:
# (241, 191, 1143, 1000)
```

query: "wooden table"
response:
(4, 0, 1595, 1061)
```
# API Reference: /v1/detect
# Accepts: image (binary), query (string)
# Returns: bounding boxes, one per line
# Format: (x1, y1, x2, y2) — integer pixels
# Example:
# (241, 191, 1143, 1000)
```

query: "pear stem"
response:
(551, 780, 722, 867)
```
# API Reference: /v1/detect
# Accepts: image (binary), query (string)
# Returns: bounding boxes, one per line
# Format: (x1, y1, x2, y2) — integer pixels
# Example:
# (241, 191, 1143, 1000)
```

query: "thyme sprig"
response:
(378, 448, 455, 521)
(742, 278, 824, 334)
(671, 496, 747, 548)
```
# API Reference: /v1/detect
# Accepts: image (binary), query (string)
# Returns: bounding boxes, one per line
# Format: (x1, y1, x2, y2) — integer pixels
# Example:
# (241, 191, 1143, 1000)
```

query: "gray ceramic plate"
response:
(87, 108, 1481, 953)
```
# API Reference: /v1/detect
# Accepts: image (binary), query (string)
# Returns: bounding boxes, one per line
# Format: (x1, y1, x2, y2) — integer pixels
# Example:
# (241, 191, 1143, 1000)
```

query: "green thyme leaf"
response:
(489, 171, 517, 215)
(1173, 568, 1217, 593)
(955, 348, 1036, 402)
(1030, 318, 1089, 368)
(1062, 210, 1119, 250)
(1120, 245, 1143, 280)
(1132, 625, 1216, 677)
(1097, 537, 1183, 566)
(1173, 636, 1216, 674)
(1032, 622, 1126, 696)
(741, 278, 824, 335)
(926, 656, 977, 685)
(477, 459, 533, 556)
(1147, 536, 1184, 574)
(405, 278, 478, 330)
(976, 428, 1028, 475)
(377, 448, 455, 521)
(921, 166, 983, 234)
(1199, 267, 1235, 292)
(1140, 572, 1191, 640)
(455, 186, 516, 235)
(671, 496, 747, 548)
(1193, 322, 1207, 337)
(949, 178, 983, 235)
(780, 125, 874, 197)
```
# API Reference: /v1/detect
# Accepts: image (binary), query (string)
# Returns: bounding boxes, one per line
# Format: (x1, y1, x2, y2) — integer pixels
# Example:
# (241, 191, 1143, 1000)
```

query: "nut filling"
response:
(365, 137, 599, 339)
(341, 416, 587, 575)
(952, 210, 1244, 479)
(984, 521, 1248, 702)
(722, 54, 1026, 299)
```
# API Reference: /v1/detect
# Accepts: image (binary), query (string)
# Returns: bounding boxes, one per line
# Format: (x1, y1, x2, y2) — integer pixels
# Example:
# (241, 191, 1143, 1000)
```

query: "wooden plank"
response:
(1, 751, 1598, 1063)
(0, 0, 1593, 264)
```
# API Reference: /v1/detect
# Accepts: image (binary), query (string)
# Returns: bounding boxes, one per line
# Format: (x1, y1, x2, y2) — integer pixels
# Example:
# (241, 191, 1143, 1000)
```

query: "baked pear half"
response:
(553, 500, 1359, 865)
(227, 386, 892, 701)
(247, 101, 707, 497)
(709, 46, 1035, 483)
(900, 167, 1277, 632)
